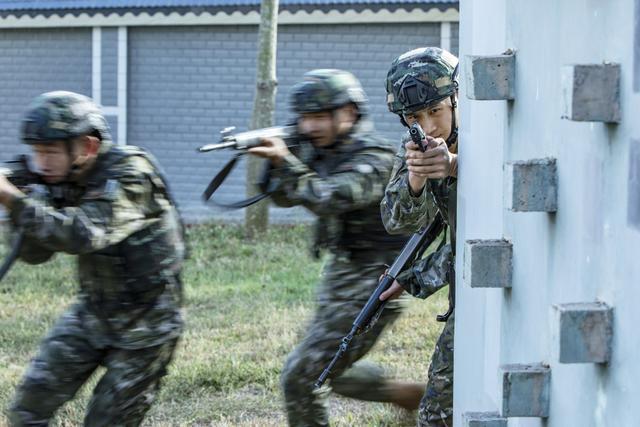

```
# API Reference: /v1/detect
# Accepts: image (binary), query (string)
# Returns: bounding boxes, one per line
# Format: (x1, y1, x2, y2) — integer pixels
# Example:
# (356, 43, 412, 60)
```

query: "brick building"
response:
(0, 0, 458, 222)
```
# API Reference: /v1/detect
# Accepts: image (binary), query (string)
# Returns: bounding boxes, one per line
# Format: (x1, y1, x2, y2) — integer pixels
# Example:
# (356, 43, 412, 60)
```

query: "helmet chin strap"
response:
(64, 134, 100, 182)
(328, 108, 350, 146)
(447, 65, 460, 146)
(65, 138, 90, 183)
(68, 161, 82, 179)
(61, 139, 78, 183)
(446, 94, 458, 147)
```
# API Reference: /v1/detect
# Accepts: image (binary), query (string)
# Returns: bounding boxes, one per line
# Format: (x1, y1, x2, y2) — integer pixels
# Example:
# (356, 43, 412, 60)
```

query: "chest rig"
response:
(310, 134, 407, 257)
(67, 145, 185, 311)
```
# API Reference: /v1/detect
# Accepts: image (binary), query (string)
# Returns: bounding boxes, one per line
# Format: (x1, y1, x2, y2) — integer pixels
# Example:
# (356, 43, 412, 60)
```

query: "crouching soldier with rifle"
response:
(379, 47, 461, 427)
(0, 91, 185, 426)
(246, 69, 425, 426)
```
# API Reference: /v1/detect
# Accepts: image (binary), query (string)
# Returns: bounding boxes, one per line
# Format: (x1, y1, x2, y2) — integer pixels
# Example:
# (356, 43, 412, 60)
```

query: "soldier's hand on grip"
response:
(379, 279, 405, 301)
(247, 137, 290, 165)
(405, 137, 453, 180)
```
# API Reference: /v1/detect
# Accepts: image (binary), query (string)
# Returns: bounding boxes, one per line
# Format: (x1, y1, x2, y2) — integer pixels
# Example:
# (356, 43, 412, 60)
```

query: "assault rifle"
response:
(198, 125, 297, 153)
(198, 125, 298, 208)
(315, 214, 446, 388)
(0, 155, 41, 282)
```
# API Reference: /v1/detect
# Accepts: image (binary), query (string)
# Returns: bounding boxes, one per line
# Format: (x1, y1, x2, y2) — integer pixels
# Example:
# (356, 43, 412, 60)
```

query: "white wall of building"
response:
(456, 1, 640, 426)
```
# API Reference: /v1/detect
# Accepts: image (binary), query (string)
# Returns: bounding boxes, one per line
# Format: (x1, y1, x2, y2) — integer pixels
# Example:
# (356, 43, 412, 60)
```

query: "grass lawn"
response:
(0, 223, 448, 426)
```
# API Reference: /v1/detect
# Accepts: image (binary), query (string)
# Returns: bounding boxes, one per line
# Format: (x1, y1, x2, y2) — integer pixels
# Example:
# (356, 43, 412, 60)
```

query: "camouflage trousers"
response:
(418, 311, 454, 427)
(8, 303, 179, 427)
(281, 253, 408, 427)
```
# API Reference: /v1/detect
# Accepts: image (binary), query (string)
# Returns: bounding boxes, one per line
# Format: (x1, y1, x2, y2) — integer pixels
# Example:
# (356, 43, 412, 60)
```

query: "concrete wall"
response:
(456, 1, 639, 426)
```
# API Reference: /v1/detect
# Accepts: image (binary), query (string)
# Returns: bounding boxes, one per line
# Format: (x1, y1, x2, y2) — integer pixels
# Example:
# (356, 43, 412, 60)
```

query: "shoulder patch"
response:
(355, 163, 374, 174)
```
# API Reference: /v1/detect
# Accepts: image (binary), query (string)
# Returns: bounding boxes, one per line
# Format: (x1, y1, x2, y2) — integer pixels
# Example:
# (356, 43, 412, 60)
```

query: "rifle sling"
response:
(202, 152, 271, 209)
(0, 230, 24, 283)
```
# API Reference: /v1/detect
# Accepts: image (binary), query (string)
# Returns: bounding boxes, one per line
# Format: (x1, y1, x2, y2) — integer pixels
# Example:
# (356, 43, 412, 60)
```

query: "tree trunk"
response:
(245, 0, 279, 239)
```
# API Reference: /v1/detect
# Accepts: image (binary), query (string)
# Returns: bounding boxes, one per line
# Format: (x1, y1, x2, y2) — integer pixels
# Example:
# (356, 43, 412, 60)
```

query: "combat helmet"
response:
(21, 91, 111, 144)
(290, 69, 368, 116)
(386, 47, 459, 116)
(386, 47, 459, 145)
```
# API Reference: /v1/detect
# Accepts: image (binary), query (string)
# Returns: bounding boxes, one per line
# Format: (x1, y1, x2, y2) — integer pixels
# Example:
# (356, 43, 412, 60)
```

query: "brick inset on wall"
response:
(465, 52, 515, 100)
(554, 302, 613, 364)
(501, 364, 551, 418)
(463, 412, 507, 426)
(561, 63, 621, 123)
(464, 239, 512, 288)
(505, 158, 558, 212)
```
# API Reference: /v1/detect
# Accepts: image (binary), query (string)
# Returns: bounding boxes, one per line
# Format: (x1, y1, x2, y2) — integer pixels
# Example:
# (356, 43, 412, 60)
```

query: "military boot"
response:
(385, 380, 426, 410)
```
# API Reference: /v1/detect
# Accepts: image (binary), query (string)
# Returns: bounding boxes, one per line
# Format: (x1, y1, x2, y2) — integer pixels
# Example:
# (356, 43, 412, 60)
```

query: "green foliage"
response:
(0, 223, 447, 426)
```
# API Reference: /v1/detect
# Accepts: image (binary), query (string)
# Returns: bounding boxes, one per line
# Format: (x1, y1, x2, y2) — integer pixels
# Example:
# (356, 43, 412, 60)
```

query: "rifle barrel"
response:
(198, 141, 238, 152)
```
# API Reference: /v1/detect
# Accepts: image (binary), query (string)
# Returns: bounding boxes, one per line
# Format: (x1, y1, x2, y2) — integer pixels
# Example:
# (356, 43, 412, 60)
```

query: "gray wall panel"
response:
(101, 27, 119, 107)
(0, 23, 456, 223)
(105, 115, 119, 145)
(128, 25, 258, 223)
(451, 22, 459, 54)
(0, 28, 92, 162)
(128, 23, 447, 223)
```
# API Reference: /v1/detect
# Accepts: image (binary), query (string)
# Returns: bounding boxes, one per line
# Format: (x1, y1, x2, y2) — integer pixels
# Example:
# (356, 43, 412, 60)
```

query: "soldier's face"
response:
(298, 104, 358, 147)
(31, 141, 72, 184)
(403, 97, 455, 140)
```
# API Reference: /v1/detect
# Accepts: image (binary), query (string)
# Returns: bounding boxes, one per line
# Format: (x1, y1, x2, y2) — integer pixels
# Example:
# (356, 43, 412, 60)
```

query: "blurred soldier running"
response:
(0, 91, 185, 427)
(249, 69, 424, 426)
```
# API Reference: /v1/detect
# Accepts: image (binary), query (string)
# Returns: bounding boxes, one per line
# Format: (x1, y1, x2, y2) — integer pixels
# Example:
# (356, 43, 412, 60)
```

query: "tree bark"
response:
(245, 0, 279, 239)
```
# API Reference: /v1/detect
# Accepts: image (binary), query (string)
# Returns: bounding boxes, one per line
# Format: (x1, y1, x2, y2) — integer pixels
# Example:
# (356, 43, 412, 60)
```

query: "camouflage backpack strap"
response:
(123, 146, 188, 242)
(117, 146, 179, 207)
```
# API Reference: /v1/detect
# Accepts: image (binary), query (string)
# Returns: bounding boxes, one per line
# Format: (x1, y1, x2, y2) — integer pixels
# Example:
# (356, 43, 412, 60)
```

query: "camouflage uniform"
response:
(263, 70, 409, 427)
(381, 48, 459, 427)
(7, 92, 185, 427)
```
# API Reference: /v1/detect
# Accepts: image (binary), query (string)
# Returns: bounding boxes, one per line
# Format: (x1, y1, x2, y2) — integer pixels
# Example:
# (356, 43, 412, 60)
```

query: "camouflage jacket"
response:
(381, 133, 457, 299)
(262, 119, 407, 258)
(9, 143, 185, 349)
